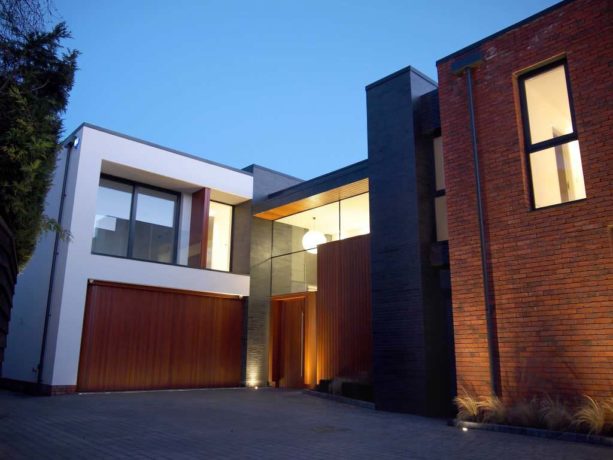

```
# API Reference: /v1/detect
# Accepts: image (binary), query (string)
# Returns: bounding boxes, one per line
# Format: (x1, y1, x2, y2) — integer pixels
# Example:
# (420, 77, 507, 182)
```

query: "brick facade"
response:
(437, 0, 612, 400)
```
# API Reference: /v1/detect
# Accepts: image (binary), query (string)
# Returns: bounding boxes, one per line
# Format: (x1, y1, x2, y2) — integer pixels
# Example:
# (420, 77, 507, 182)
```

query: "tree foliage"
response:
(0, 0, 77, 268)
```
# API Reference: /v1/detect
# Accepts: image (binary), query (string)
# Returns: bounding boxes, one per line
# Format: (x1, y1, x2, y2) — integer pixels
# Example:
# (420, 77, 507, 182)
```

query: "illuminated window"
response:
(519, 61, 586, 208)
(206, 201, 233, 271)
(271, 192, 370, 295)
(93, 176, 179, 263)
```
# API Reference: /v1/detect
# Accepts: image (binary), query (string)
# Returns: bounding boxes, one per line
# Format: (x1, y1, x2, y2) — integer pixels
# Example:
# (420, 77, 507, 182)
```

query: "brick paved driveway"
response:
(0, 388, 609, 459)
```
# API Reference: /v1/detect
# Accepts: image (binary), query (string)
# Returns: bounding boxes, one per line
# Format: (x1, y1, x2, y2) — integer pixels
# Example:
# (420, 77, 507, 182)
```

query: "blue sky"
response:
(54, 0, 559, 179)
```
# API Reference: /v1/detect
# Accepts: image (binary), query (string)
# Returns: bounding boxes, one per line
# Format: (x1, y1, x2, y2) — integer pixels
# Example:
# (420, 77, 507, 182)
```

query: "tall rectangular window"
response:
(93, 176, 179, 263)
(206, 201, 233, 271)
(519, 61, 586, 209)
(433, 136, 448, 242)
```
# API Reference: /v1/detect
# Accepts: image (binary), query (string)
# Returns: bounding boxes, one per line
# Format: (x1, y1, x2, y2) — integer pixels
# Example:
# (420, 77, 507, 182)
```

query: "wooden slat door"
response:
(269, 292, 316, 388)
(77, 281, 244, 392)
(279, 297, 304, 388)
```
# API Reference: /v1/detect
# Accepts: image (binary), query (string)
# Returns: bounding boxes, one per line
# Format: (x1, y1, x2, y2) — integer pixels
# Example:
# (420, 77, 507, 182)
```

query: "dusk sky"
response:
(55, 0, 559, 180)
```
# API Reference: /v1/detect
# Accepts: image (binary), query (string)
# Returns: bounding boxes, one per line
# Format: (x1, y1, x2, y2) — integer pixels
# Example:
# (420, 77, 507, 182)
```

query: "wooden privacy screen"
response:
(317, 234, 372, 383)
(269, 234, 372, 388)
(77, 281, 243, 392)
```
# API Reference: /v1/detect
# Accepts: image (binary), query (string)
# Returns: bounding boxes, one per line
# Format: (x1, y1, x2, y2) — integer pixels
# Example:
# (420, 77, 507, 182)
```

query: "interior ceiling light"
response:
(302, 217, 326, 254)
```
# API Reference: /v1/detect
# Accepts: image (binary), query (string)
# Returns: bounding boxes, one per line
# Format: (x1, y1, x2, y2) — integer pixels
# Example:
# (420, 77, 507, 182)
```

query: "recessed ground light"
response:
(462, 427, 468, 432)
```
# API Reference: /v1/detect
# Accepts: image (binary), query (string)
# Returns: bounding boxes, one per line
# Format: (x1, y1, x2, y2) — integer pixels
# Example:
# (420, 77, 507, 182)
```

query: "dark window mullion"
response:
(525, 132, 578, 154)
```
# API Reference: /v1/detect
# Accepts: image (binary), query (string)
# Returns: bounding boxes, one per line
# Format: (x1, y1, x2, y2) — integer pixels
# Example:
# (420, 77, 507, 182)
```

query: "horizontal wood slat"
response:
(77, 282, 244, 392)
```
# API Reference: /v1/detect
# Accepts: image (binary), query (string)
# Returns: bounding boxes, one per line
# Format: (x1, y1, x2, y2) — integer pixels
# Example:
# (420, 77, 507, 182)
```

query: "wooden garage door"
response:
(77, 281, 244, 392)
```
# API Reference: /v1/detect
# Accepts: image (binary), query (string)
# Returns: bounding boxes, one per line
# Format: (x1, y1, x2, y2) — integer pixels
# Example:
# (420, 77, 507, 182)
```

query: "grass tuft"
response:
(574, 395, 606, 435)
(506, 397, 542, 428)
(454, 394, 480, 421)
(539, 395, 572, 432)
(477, 396, 506, 424)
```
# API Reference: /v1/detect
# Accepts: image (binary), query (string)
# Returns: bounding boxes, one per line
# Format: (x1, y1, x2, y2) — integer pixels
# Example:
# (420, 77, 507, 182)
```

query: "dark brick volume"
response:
(437, 0, 612, 400)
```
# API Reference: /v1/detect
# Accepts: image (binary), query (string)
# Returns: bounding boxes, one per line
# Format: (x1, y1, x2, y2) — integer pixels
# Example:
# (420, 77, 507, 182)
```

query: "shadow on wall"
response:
(0, 216, 18, 373)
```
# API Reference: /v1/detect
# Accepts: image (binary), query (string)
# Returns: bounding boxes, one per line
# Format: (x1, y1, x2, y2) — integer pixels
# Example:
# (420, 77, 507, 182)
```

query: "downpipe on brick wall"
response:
(453, 55, 501, 397)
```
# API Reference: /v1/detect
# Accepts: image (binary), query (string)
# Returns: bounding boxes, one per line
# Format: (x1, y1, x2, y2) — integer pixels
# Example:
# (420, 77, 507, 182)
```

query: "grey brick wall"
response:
(243, 166, 302, 386)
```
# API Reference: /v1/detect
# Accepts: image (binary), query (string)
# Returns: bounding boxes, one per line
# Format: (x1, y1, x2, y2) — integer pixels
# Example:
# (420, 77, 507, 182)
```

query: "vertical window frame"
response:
(518, 59, 583, 209)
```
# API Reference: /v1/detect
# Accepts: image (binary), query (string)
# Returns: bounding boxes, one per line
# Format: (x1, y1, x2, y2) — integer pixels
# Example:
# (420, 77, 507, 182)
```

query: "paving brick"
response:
(0, 389, 609, 459)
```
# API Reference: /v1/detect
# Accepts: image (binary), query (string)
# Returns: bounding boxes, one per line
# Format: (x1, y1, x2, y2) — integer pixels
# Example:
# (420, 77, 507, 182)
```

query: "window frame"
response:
(93, 173, 181, 264)
(518, 59, 582, 209)
(206, 199, 235, 272)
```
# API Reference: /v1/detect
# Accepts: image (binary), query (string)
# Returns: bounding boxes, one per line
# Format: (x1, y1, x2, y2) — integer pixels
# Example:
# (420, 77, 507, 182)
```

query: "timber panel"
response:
(77, 281, 243, 392)
(269, 292, 316, 388)
(316, 234, 372, 383)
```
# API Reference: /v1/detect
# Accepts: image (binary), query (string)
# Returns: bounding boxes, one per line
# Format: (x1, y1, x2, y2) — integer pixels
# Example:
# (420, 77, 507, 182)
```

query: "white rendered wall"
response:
(4, 125, 253, 387)
(2, 143, 73, 383)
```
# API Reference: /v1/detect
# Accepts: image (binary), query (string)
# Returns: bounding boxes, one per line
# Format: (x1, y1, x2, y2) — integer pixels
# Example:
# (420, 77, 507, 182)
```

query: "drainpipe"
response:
(452, 52, 500, 397)
(37, 138, 76, 389)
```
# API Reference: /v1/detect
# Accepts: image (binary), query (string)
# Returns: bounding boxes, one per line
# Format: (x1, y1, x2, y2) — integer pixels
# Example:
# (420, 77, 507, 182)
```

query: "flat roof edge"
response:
(243, 163, 303, 182)
(437, 0, 574, 65)
(63, 123, 253, 177)
(366, 65, 437, 91)
(266, 159, 368, 200)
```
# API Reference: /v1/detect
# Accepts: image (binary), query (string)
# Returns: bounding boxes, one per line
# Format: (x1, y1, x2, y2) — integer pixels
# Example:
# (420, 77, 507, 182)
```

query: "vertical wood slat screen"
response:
(77, 281, 243, 392)
(316, 234, 372, 383)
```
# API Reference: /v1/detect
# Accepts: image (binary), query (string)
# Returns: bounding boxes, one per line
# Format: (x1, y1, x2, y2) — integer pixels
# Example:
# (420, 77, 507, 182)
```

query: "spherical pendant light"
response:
(302, 230, 326, 254)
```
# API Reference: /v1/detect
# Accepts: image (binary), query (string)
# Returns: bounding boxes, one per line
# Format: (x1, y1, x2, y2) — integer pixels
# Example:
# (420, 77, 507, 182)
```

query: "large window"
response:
(93, 176, 179, 263)
(271, 192, 370, 296)
(519, 61, 586, 209)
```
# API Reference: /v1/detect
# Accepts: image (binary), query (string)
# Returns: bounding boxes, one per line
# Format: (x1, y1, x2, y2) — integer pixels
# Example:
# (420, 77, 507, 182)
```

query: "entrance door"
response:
(269, 292, 316, 388)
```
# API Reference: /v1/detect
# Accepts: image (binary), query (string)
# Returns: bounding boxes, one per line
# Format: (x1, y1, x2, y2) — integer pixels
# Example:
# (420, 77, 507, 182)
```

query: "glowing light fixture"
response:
(302, 217, 326, 254)
(462, 427, 468, 432)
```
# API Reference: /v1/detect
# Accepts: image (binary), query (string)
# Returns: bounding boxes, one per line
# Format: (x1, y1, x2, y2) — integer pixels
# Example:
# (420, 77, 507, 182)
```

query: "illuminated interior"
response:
(206, 201, 233, 271)
(522, 64, 586, 208)
(271, 191, 370, 295)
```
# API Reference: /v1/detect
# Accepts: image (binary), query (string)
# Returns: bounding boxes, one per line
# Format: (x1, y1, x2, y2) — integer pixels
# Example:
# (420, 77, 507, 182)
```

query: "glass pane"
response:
(433, 136, 445, 191)
(274, 202, 339, 256)
(92, 178, 132, 257)
(530, 140, 586, 208)
(271, 251, 317, 296)
(340, 193, 370, 239)
(132, 187, 177, 263)
(206, 201, 233, 271)
(524, 65, 573, 144)
(435, 195, 448, 242)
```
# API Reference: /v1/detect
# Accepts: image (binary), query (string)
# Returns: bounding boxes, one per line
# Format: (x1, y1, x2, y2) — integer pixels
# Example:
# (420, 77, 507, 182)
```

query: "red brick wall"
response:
(437, 0, 612, 401)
